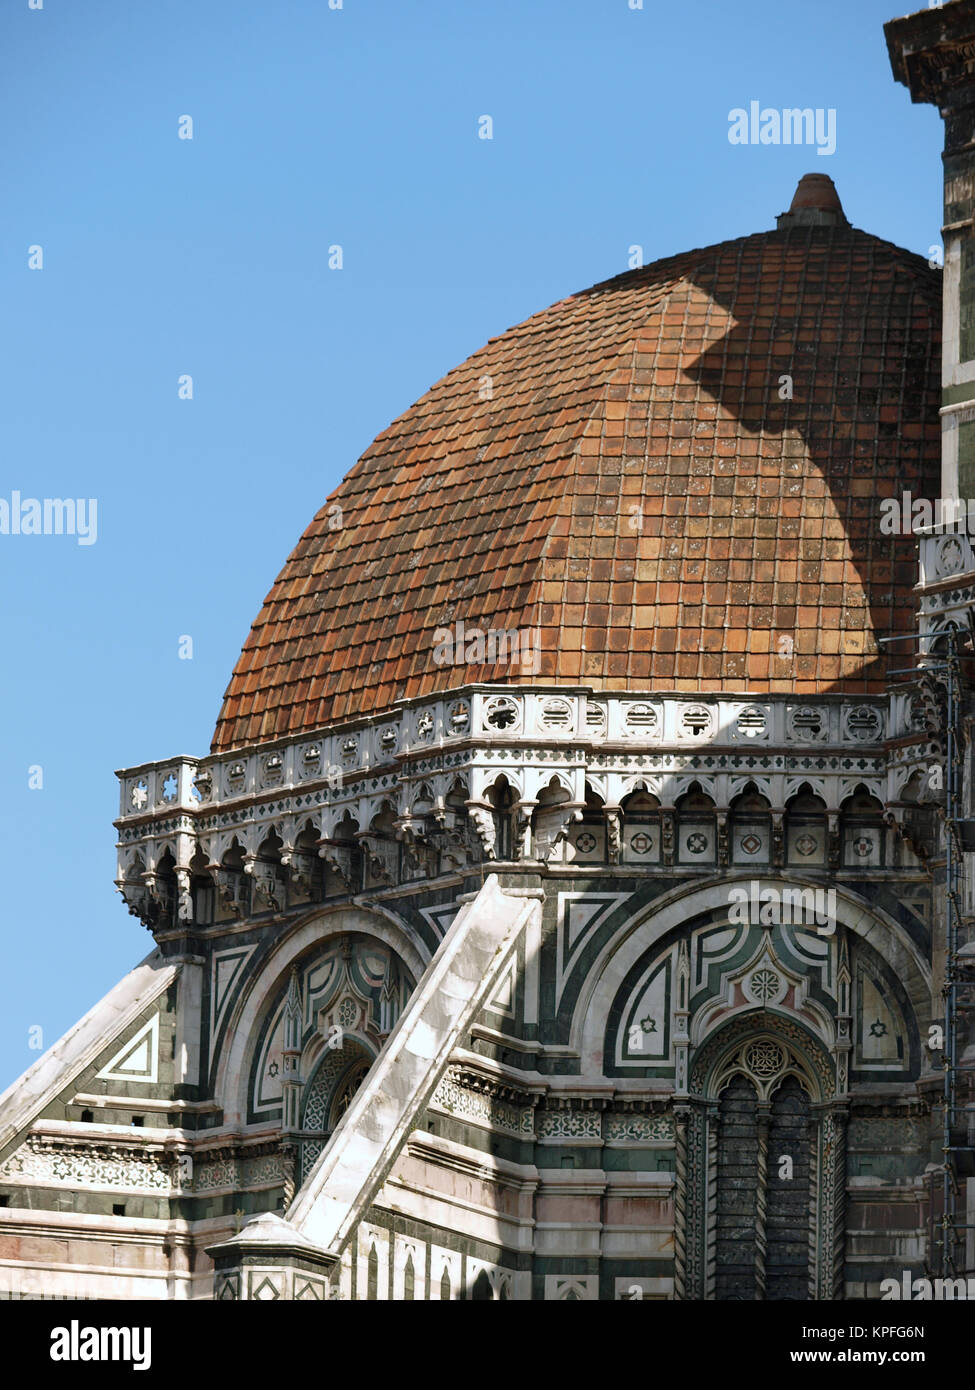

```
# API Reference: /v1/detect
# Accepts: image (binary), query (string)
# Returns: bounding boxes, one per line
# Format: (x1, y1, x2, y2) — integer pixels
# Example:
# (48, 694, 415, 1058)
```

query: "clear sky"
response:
(0, 0, 944, 1089)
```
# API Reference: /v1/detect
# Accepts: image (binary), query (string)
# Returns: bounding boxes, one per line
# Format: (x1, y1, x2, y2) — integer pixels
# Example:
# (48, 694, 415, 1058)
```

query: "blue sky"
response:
(0, 0, 943, 1089)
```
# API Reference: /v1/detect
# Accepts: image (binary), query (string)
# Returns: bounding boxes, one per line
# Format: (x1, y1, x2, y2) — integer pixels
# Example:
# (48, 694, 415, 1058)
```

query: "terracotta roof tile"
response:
(212, 220, 941, 751)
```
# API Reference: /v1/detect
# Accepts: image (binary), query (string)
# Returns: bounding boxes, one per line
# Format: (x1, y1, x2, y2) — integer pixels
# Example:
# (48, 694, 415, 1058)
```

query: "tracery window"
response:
(333, 1061, 370, 1123)
(299, 1047, 374, 1182)
(714, 1072, 812, 1300)
(681, 1018, 843, 1301)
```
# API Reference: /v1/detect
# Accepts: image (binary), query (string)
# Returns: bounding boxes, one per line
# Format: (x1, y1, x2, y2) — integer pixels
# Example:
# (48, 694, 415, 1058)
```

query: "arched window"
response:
(785, 787, 827, 867)
(841, 787, 885, 868)
(714, 1071, 812, 1301)
(289, 823, 325, 902)
(532, 778, 573, 863)
(487, 776, 516, 861)
(766, 1076, 812, 1301)
(154, 849, 178, 928)
(682, 1018, 840, 1301)
(332, 1061, 370, 1124)
(362, 805, 399, 888)
(729, 786, 772, 867)
(188, 846, 214, 925)
(212, 839, 247, 922)
(675, 785, 716, 867)
(714, 1074, 760, 1300)
(567, 784, 605, 864)
(620, 786, 661, 865)
(299, 1047, 374, 1182)
(321, 812, 361, 895)
(250, 830, 285, 913)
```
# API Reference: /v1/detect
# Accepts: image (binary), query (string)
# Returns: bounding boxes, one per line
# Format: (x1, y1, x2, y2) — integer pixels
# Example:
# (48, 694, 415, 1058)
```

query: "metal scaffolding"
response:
(887, 622, 975, 1278)
(937, 626, 975, 1277)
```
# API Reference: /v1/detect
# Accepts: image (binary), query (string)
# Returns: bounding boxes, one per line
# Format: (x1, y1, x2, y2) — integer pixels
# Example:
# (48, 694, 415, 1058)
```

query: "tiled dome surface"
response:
(213, 204, 940, 752)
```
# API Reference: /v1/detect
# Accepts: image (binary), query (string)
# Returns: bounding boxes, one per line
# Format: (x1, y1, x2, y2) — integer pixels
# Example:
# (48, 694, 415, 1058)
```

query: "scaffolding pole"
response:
(943, 627, 962, 1276)
(885, 625, 973, 1277)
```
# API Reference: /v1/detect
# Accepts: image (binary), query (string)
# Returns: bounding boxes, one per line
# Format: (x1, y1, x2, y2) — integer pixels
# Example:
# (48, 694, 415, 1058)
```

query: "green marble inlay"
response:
(960, 421, 975, 502)
(960, 233, 975, 366)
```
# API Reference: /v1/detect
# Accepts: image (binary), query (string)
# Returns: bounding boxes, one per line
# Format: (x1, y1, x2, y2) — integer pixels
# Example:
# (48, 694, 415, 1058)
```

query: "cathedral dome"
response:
(213, 177, 940, 753)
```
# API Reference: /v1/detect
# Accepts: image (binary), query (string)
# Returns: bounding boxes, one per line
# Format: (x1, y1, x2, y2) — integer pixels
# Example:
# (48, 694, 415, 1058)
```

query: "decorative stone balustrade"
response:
(917, 528, 975, 640)
(112, 686, 944, 929)
(116, 688, 906, 822)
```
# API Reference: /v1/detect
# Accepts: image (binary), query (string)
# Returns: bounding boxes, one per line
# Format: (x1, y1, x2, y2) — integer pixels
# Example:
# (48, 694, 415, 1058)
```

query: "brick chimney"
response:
(887, 0, 975, 500)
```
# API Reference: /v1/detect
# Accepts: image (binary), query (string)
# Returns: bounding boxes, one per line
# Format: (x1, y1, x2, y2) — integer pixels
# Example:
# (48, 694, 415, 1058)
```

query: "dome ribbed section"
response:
(213, 218, 940, 753)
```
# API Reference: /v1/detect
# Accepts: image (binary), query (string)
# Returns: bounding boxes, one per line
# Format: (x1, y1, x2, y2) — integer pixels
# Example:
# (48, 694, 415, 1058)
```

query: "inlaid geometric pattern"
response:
(556, 891, 632, 999)
(294, 1277, 327, 1301)
(616, 951, 671, 1067)
(96, 1014, 159, 1084)
(486, 960, 517, 1019)
(210, 946, 255, 1050)
(419, 902, 461, 939)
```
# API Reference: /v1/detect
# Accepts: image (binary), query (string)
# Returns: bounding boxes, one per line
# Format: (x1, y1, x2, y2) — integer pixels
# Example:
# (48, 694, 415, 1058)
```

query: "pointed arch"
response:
(680, 1009, 840, 1301)
(212, 904, 430, 1127)
(572, 876, 930, 1067)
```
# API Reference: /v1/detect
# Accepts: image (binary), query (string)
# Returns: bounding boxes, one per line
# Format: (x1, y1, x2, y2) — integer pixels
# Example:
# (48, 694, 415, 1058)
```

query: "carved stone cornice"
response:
(447, 1065, 541, 1111)
(540, 1094, 609, 1114)
(887, 1, 975, 108)
(609, 1096, 674, 1117)
(114, 687, 921, 938)
(847, 1096, 929, 1121)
